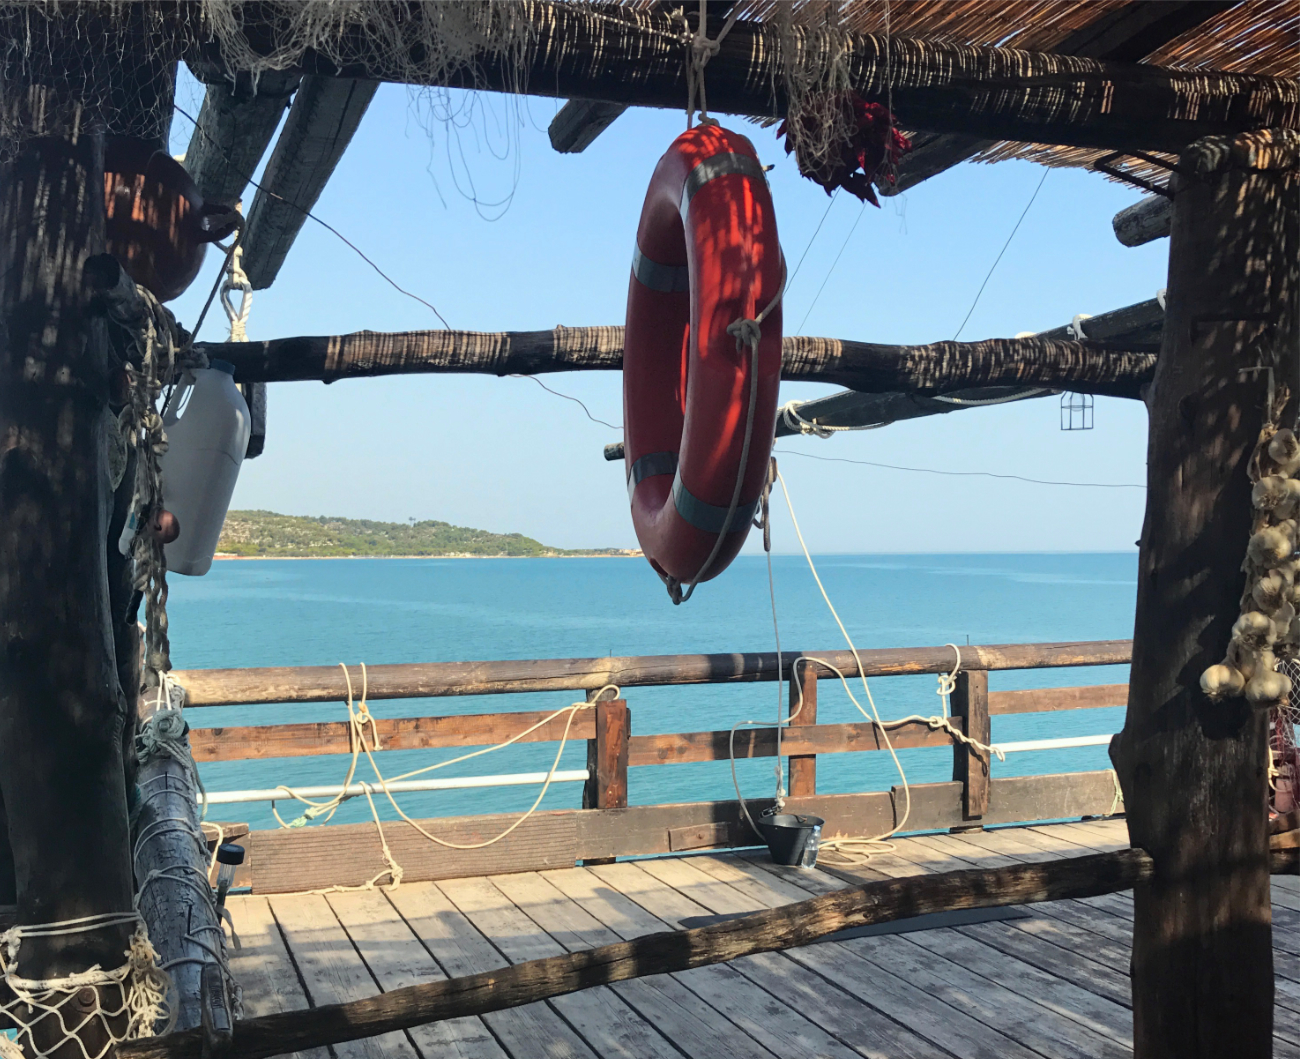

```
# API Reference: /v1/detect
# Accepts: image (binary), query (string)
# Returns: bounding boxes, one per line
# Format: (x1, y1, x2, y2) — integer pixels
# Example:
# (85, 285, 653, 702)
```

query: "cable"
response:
(952, 168, 1049, 340)
(773, 447, 1146, 489)
(785, 190, 839, 293)
(172, 103, 452, 331)
(795, 201, 867, 335)
(509, 374, 621, 430)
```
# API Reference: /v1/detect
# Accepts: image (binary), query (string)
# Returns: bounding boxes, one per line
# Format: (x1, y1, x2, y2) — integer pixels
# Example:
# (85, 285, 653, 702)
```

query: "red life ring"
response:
(624, 125, 783, 594)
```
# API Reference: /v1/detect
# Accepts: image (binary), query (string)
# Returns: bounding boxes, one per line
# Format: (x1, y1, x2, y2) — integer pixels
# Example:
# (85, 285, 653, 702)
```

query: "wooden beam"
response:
(203, 4, 1300, 154)
(195, 328, 1156, 397)
(988, 683, 1129, 715)
(1110, 129, 1299, 1058)
(118, 849, 1156, 1059)
(1113, 194, 1173, 247)
(775, 297, 1164, 436)
(787, 664, 817, 797)
(951, 671, 990, 819)
(241, 75, 378, 289)
(883, 1, 1237, 194)
(548, 99, 628, 153)
(181, 70, 300, 207)
(172, 639, 1133, 706)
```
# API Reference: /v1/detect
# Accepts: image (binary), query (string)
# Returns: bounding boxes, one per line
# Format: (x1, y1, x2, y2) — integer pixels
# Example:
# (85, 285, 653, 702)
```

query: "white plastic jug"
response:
(160, 360, 251, 576)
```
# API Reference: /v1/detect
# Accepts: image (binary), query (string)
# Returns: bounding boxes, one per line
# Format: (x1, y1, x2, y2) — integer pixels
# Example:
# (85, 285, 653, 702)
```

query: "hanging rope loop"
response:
(681, 0, 741, 127)
(935, 643, 962, 718)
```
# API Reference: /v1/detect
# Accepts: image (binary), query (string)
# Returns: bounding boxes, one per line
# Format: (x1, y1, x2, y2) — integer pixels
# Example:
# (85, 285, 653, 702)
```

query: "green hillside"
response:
(216, 511, 635, 558)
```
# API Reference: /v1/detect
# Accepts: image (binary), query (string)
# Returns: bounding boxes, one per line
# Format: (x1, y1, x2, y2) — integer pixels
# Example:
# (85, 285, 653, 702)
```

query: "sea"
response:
(170, 553, 1136, 832)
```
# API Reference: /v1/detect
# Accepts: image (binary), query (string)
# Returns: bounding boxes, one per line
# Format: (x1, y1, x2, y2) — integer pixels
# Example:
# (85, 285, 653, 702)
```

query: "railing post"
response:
(582, 690, 628, 867)
(951, 670, 990, 819)
(788, 662, 818, 798)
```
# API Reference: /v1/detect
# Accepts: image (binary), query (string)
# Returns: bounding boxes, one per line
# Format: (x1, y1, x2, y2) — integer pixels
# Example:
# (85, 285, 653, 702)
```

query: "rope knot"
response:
(726, 317, 761, 352)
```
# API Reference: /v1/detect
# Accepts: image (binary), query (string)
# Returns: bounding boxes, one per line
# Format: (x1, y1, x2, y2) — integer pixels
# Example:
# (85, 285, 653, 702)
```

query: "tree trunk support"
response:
(1111, 128, 1299, 1059)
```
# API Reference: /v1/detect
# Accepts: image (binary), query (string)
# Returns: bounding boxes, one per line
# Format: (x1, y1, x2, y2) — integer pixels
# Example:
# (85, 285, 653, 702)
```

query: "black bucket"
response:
(757, 813, 824, 868)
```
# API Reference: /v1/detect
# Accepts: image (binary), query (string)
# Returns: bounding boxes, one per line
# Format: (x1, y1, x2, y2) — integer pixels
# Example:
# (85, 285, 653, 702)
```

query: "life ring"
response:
(624, 124, 783, 595)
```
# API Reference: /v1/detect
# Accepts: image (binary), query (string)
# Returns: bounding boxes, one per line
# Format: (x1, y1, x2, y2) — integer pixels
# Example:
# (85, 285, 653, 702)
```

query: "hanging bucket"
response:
(757, 812, 823, 868)
(104, 136, 236, 302)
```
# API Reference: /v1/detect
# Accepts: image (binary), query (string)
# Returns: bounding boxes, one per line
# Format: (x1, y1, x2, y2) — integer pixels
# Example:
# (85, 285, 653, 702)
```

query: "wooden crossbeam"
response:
(195, 329, 1156, 398)
(887, 0, 1237, 194)
(200, 4, 1299, 153)
(181, 69, 300, 207)
(1113, 194, 1173, 246)
(118, 849, 1157, 1059)
(548, 99, 628, 153)
(241, 75, 377, 289)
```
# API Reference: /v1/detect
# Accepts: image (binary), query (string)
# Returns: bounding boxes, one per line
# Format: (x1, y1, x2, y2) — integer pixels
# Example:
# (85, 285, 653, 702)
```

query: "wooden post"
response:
(582, 693, 628, 867)
(787, 664, 817, 798)
(951, 671, 991, 820)
(1111, 129, 1298, 1059)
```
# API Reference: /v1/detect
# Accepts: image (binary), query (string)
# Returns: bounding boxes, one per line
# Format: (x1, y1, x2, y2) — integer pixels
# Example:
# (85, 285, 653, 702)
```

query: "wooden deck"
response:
(226, 818, 1300, 1059)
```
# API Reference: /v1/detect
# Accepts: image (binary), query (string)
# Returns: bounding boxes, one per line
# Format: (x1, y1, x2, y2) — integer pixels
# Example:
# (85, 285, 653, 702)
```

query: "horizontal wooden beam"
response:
(173, 639, 1133, 707)
(548, 99, 628, 153)
(195, 329, 1156, 398)
(1113, 194, 1173, 247)
(187, 715, 961, 764)
(118, 848, 1156, 1059)
(882, 0, 1235, 194)
(988, 683, 1129, 715)
(199, 4, 1299, 153)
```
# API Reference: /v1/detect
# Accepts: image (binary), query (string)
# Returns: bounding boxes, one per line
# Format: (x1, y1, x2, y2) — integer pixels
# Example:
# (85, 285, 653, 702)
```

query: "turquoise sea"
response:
(169, 553, 1136, 832)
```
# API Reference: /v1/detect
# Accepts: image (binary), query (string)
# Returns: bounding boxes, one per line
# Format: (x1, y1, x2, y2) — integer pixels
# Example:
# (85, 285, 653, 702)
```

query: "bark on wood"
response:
(182, 71, 301, 208)
(1110, 129, 1299, 1059)
(775, 298, 1164, 436)
(1113, 195, 1173, 247)
(173, 639, 1133, 706)
(242, 76, 378, 290)
(787, 665, 817, 798)
(117, 849, 1157, 1059)
(952, 671, 990, 819)
(196, 328, 1156, 396)
(884, 1, 1234, 194)
(0, 131, 137, 985)
(201, 4, 1300, 153)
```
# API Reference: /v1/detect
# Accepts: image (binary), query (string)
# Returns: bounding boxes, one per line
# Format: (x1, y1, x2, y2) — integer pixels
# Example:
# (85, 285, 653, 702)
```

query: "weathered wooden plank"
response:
(385, 881, 599, 1059)
(182, 71, 301, 207)
(189, 710, 597, 762)
(198, 327, 1157, 397)
(439, 876, 684, 1059)
(267, 894, 418, 1059)
(323, 888, 507, 1059)
(200, 4, 1300, 152)
(582, 698, 628, 810)
(175, 639, 1134, 706)
(250, 812, 578, 893)
(1113, 194, 1173, 247)
(122, 849, 1160, 1059)
(989, 683, 1130, 714)
(547, 99, 628, 153)
(242, 76, 378, 289)
(224, 896, 327, 1059)
(787, 664, 817, 797)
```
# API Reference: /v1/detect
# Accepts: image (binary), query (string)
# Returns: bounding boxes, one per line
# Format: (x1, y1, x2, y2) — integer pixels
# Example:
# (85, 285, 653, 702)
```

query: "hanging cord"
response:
(680, 0, 741, 128)
(935, 644, 962, 719)
(219, 205, 252, 343)
(666, 261, 787, 605)
(0, 914, 173, 1059)
(269, 666, 617, 890)
(780, 401, 890, 437)
(768, 471, 1002, 864)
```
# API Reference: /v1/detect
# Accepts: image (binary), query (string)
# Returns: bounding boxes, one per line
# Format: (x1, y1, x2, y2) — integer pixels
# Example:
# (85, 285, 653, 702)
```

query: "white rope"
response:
(268, 666, 616, 893)
(779, 401, 890, 437)
(935, 644, 962, 719)
(681, 0, 740, 128)
(0, 915, 172, 1059)
(219, 211, 252, 344)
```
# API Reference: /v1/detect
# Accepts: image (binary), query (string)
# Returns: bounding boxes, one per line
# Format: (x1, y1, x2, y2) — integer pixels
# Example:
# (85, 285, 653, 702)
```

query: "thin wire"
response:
(795, 201, 867, 335)
(952, 168, 1049, 340)
(786, 190, 839, 292)
(172, 103, 452, 330)
(773, 447, 1146, 488)
(511, 374, 622, 430)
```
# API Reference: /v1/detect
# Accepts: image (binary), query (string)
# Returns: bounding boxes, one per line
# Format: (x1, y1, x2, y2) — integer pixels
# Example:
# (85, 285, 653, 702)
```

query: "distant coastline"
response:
(216, 510, 638, 559)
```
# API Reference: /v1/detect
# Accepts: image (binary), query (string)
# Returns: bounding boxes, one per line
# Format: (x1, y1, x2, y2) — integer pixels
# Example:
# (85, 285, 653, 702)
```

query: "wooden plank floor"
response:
(227, 818, 1300, 1059)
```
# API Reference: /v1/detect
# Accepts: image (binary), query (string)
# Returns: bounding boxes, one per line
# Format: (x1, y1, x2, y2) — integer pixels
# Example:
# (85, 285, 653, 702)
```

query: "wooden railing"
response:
(184, 640, 1132, 892)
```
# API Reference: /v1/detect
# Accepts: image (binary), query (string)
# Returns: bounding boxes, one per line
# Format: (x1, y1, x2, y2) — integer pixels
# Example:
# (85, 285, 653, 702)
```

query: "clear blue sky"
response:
(168, 74, 1166, 553)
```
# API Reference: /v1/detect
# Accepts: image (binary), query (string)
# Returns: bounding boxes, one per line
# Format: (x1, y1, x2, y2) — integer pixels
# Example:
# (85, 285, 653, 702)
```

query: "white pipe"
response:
(991, 734, 1113, 754)
(204, 770, 590, 806)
